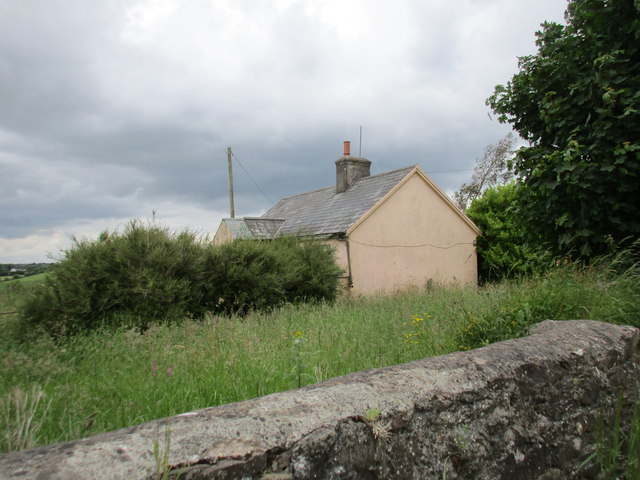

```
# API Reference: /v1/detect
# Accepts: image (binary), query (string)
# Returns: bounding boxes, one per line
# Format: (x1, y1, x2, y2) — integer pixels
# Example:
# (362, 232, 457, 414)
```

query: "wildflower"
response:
(404, 313, 430, 349)
(293, 330, 305, 345)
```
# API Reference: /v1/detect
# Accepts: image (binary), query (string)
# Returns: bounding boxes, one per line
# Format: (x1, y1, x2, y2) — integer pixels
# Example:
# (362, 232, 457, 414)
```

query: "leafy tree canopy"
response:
(487, 0, 640, 258)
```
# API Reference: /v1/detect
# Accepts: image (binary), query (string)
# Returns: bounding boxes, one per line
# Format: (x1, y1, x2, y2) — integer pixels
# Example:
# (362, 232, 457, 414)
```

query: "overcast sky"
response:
(0, 0, 567, 263)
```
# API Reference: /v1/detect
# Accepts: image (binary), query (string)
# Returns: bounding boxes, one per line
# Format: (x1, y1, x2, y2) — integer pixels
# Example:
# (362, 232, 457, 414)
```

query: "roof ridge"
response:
(369, 164, 417, 177)
(272, 165, 416, 203)
(350, 165, 416, 185)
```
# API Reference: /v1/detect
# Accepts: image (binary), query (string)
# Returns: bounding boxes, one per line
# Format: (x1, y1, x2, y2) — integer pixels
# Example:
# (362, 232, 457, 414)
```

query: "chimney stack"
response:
(335, 140, 371, 194)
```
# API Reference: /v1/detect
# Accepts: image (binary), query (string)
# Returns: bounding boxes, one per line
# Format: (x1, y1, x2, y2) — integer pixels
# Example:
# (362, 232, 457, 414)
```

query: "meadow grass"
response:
(0, 288, 462, 450)
(0, 258, 638, 455)
(0, 273, 48, 290)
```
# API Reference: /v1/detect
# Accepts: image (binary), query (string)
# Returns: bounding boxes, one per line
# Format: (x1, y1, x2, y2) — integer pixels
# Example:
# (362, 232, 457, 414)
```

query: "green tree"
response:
(467, 183, 548, 283)
(487, 0, 640, 258)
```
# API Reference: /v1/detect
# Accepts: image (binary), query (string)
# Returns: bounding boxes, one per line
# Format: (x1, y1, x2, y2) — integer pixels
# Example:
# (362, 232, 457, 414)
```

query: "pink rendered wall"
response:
(347, 173, 478, 295)
(212, 221, 233, 245)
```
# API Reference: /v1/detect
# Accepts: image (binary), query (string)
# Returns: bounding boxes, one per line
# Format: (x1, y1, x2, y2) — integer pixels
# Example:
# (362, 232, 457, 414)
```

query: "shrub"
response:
(19, 221, 343, 335)
(276, 238, 343, 303)
(201, 238, 343, 315)
(466, 182, 551, 283)
(20, 221, 206, 335)
(201, 240, 287, 314)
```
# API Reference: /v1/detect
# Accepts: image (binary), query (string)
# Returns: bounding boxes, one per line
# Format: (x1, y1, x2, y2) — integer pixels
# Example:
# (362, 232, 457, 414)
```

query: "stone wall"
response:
(0, 320, 638, 479)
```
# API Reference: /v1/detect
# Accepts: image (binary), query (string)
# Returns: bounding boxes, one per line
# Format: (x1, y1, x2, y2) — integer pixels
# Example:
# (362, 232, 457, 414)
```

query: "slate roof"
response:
(223, 218, 285, 239)
(262, 166, 416, 236)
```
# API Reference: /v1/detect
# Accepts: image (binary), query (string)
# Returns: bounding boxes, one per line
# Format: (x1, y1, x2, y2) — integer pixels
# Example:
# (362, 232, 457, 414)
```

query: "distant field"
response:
(0, 274, 48, 313)
(0, 272, 48, 288)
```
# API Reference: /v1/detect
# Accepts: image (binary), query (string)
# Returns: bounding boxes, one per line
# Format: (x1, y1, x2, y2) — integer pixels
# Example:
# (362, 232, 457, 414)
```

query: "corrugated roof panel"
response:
(245, 218, 285, 238)
(224, 219, 254, 239)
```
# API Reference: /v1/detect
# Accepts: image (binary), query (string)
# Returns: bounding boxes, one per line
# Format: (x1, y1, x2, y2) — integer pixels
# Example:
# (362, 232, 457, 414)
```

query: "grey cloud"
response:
(0, 0, 568, 262)
(2, 191, 134, 239)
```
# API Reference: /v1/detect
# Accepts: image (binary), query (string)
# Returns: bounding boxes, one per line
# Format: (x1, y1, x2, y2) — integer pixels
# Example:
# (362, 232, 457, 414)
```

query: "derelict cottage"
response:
(214, 142, 481, 295)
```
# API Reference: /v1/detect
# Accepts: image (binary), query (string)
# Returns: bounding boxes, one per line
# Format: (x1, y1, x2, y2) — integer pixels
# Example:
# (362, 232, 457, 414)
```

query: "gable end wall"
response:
(213, 221, 233, 245)
(348, 172, 478, 294)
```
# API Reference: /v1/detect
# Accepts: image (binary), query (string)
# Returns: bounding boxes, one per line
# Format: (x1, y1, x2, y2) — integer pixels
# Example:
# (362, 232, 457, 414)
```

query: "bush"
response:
(466, 183, 551, 283)
(19, 221, 343, 335)
(277, 238, 343, 303)
(20, 221, 206, 335)
(201, 238, 343, 315)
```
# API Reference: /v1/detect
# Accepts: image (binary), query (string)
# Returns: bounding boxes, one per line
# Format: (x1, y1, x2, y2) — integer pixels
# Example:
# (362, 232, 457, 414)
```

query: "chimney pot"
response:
(343, 141, 351, 156)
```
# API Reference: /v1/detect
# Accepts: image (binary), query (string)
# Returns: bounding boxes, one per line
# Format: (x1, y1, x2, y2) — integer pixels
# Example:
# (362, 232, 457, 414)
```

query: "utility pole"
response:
(227, 147, 235, 218)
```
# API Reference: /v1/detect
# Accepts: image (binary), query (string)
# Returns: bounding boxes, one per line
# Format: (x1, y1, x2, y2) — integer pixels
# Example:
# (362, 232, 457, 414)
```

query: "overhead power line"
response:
(226, 149, 470, 213)
(425, 168, 473, 174)
(231, 152, 274, 205)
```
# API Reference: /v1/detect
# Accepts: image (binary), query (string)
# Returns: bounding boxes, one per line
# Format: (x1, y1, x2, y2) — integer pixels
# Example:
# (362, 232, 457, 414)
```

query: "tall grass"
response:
(0, 292, 458, 452)
(0, 255, 638, 453)
(455, 253, 640, 349)
(0, 386, 51, 452)
(582, 393, 640, 479)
